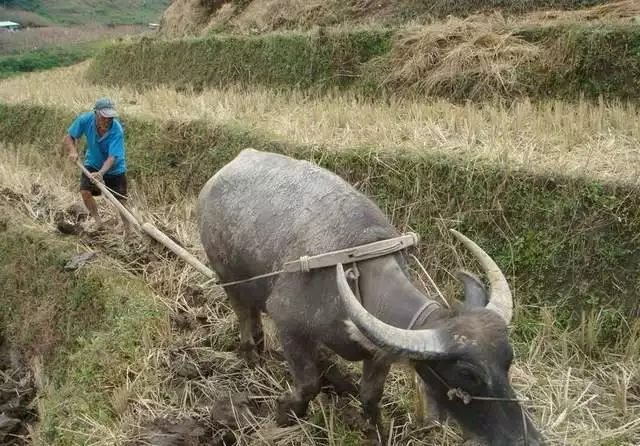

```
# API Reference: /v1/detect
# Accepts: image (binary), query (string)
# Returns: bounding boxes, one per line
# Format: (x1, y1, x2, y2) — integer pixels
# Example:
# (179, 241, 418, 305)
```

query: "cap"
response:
(93, 97, 118, 118)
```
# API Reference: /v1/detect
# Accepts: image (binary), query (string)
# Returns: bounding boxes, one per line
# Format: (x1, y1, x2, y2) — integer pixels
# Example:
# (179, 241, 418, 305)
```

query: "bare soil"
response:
(126, 392, 261, 446)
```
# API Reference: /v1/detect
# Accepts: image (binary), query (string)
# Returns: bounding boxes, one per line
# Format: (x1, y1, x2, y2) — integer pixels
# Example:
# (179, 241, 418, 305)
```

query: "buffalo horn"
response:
(336, 263, 447, 359)
(449, 229, 514, 325)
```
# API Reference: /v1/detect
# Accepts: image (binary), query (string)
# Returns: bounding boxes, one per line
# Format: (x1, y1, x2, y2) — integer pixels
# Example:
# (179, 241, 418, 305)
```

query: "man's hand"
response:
(90, 171, 103, 182)
(64, 135, 79, 163)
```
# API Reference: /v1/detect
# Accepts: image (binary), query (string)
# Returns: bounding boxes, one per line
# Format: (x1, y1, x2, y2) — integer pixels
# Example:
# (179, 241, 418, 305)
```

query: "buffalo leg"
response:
(250, 307, 265, 354)
(227, 294, 260, 367)
(360, 358, 392, 437)
(276, 332, 322, 426)
(316, 348, 359, 396)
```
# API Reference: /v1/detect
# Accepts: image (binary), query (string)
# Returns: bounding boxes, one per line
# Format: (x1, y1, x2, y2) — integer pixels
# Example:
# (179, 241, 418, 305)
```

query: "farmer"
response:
(64, 97, 131, 234)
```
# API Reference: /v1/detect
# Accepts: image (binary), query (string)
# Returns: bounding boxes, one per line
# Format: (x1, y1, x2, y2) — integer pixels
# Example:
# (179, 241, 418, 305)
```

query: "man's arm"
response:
(96, 156, 115, 177)
(65, 113, 87, 163)
(64, 134, 79, 162)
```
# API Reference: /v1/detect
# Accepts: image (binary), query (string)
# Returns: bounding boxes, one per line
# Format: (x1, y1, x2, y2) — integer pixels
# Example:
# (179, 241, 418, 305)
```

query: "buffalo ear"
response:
(456, 270, 489, 308)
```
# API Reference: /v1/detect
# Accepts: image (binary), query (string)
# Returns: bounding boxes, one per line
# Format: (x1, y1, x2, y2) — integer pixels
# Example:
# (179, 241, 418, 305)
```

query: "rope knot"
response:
(299, 256, 310, 272)
(447, 387, 472, 405)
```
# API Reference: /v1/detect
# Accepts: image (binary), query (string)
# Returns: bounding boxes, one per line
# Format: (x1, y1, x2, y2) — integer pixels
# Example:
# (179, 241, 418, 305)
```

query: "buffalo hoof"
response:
(363, 427, 384, 446)
(275, 393, 307, 427)
(237, 342, 261, 368)
(357, 412, 387, 446)
(321, 371, 358, 396)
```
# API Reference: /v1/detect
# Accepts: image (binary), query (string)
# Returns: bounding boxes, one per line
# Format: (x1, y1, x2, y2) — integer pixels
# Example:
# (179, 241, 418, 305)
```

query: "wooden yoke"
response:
(282, 232, 420, 272)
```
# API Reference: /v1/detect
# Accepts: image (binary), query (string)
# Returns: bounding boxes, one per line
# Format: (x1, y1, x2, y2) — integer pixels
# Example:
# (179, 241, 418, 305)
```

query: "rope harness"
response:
(205, 232, 420, 288)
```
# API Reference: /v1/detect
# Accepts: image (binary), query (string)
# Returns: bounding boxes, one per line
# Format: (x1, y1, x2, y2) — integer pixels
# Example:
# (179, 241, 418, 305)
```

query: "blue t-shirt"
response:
(67, 111, 127, 175)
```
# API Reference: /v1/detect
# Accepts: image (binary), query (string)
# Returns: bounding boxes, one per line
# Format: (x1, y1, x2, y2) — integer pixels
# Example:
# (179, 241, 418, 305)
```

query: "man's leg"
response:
(80, 170, 103, 229)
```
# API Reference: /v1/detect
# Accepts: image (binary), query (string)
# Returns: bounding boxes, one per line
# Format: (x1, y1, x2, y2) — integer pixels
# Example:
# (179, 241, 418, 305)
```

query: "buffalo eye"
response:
(456, 364, 485, 391)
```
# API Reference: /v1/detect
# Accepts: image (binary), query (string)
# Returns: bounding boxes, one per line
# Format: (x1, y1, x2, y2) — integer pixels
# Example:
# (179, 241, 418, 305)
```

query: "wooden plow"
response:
(76, 161, 216, 281)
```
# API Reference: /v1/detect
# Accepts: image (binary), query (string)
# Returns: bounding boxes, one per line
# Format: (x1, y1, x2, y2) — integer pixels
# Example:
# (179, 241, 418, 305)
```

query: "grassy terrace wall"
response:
(0, 208, 167, 445)
(87, 23, 640, 102)
(88, 29, 394, 93)
(0, 42, 100, 79)
(1, 102, 638, 342)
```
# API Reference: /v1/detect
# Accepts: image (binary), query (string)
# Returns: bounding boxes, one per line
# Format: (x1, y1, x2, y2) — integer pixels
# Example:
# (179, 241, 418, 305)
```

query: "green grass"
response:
(0, 41, 102, 78)
(0, 208, 167, 445)
(0, 0, 171, 25)
(86, 23, 640, 103)
(515, 24, 640, 101)
(0, 5, 55, 27)
(0, 102, 638, 331)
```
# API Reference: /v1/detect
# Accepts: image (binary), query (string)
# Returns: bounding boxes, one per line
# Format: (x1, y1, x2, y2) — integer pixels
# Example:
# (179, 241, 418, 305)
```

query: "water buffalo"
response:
(197, 148, 545, 445)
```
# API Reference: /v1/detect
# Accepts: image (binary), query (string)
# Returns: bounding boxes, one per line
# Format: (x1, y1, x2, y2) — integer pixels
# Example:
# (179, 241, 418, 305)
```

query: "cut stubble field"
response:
(0, 62, 639, 186)
(1, 143, 639, 445)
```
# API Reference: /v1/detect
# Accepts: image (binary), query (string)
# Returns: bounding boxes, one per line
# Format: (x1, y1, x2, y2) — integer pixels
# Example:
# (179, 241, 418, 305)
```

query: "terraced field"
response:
(0, 0, 639, 445)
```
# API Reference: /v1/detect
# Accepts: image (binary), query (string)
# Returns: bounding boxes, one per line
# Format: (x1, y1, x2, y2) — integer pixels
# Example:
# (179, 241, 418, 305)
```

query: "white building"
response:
(0, 21, 21, 32)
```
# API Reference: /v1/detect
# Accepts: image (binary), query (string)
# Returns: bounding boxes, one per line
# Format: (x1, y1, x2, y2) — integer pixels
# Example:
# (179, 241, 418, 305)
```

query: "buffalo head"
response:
(336, 229, 545, 445)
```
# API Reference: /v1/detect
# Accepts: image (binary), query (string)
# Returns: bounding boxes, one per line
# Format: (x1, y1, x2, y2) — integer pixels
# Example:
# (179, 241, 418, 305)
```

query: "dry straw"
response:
(159, 0, 640, 36)
(0, 63, 638, 185)
(376, 15, 542, 99)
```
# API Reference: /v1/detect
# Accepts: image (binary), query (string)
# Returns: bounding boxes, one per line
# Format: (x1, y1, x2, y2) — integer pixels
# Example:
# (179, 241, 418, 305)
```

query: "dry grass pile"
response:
(373, 2, 640, 99)
(586, 0, 640, 17)
(225, 0, 347, 33)
(376, 15, 542, 99)
(1, 62, 639, 185)
(1, 142, 639, 444)
(159, 0, 228, 38)
(0, 25, 147, 55)
(526, 0, 640, 23)
(160, 0, 384, 36)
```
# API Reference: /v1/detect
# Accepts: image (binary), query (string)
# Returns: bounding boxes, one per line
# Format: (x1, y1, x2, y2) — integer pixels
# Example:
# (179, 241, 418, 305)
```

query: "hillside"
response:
(0, 0, 171, 25)
(158, 0, 636, 37)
